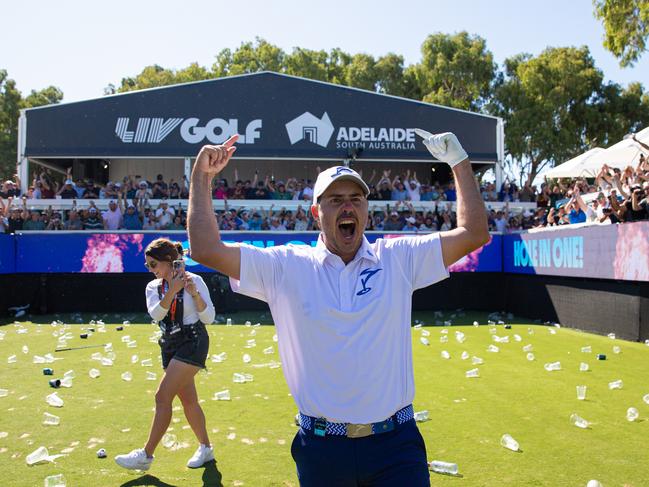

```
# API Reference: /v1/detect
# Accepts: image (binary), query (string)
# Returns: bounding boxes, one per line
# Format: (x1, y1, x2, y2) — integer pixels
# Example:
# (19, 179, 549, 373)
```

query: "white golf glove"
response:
(414, 129, 468, 168)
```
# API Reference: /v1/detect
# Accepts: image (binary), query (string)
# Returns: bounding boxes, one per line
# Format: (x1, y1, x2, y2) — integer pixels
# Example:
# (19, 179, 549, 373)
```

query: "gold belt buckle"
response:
(346, 423, 373, 438)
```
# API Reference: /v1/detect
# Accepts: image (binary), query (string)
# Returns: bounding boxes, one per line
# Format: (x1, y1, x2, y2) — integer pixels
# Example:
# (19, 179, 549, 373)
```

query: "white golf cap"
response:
(313, 166, 369, 202)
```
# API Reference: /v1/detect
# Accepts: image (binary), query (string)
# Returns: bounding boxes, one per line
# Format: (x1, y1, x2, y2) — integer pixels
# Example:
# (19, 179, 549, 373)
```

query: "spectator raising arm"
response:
(188, 136, 241, 280)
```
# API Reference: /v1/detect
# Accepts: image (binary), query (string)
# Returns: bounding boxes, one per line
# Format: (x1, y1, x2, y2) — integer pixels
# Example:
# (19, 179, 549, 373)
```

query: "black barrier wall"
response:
(3, 272, 647, 342)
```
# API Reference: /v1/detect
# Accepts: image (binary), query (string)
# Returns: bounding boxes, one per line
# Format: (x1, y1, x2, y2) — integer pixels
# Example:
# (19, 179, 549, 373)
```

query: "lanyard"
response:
(162, 280, 178, 322)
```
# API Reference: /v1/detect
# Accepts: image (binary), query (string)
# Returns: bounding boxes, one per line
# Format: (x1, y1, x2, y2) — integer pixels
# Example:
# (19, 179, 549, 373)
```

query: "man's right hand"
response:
(194, 135, 238, 176)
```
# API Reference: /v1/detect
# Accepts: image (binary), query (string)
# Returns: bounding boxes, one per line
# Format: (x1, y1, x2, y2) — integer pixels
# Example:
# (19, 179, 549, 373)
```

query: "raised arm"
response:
(415, 130, 489, 268)
(187, 135, 241, 279)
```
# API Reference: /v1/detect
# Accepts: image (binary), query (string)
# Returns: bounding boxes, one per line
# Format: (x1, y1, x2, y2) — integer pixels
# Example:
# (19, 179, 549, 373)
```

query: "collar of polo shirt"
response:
(313, 234, 378, 266)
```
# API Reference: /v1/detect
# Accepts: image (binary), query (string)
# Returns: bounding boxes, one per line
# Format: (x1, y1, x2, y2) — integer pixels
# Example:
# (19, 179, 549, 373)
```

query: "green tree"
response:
(212, 38, 286, 77)
(489, 46, 605, 184)
(0, 70, 63, 177)
(374, 53, 406, 96)
(406, 32, 496, 111)
(593, 0, 649, 67)
(285, 47, 330, 81)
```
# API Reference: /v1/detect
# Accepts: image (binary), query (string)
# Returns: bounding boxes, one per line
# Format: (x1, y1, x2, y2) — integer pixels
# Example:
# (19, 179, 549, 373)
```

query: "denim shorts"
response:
(158, 323, 209, 369)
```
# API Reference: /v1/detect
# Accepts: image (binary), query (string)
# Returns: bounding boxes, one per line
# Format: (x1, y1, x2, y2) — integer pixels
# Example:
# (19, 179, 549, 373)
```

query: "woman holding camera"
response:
(115, 238, 215, 471)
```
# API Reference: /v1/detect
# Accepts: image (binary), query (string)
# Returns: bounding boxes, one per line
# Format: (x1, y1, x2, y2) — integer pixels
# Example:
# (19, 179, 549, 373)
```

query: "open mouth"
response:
(338, 218, 356, 241)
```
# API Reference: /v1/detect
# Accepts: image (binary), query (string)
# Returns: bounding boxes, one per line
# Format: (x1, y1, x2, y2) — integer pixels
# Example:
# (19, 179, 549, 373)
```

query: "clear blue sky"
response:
(3, 0, 648, 103)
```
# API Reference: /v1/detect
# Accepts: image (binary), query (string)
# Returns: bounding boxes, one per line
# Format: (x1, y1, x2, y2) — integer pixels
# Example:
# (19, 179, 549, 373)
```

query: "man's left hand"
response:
(414, 130, 468, 168)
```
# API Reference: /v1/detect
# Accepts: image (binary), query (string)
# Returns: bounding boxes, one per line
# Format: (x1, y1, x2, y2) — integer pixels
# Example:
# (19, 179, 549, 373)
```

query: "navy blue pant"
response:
(291, 419, 430, 486)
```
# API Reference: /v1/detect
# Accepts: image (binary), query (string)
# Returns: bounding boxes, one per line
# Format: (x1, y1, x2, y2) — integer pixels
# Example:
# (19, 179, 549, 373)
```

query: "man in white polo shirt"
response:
(187, 131, 488, 486)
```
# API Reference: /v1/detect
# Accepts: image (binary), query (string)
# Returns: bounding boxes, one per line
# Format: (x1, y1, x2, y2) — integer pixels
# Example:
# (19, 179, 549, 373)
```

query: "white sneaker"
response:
(187, 444, 214, 468)
(114, 448, 153, 471)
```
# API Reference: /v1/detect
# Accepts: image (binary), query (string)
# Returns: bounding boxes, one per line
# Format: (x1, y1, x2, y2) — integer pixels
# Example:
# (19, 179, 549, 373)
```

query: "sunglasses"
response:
(144, 260, 158, 270)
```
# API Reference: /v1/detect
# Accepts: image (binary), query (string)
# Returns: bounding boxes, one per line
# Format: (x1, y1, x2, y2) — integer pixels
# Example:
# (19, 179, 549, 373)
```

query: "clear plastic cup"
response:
(131, 354, 139, 364)
(7, 355, 16, 364)
(33, 355, 46, 364)
(576, 385, 587, 401)
(100, 358, 113, 366)
(420, 337, 430, 346)
(487, 345, 499, 353)
(440, 351, 450, 360)
(626, 407, 639, 422)
(0, 389, 8, 397)
(44, 473, 66, 487)
(471, 356, 484, 365)
(580, 346, 592, 353)
(121, 372, 133, 382)
(140, 359, 153, 367)
(43, 412, 61, 426)
(608, 379, 623, 390)
(429, 460, 458, 475)
(60, 377, 73, 388)
(570, 413, 589, 429)
(579, 362, 589, 372)
(88, 368, 101, 379)
(26, 446, 49, 465)
(243, 354, 251, 363)
(162, 433, 177, 449)
(526, 352, 535, 361)
(45, 392, 64, 407)
(465, 368, 480, 378)
(612, 345, 621, 354)
(263, 347, 273, 355)
(461, 351, 469, 360)
(226, 318, 232, 326)
(643, 393, 649, 405)
(145, 372, 157, 381)
(63, 370, 75, 379)
(522, 344, 533, 352)
(500, 434, 519, 451)
(414, 410, 429, 422)
(213, 390, 231, 401)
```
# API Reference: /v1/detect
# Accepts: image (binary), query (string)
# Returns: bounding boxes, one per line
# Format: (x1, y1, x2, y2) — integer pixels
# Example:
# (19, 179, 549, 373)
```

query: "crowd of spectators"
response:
(1, 138, 647, 234)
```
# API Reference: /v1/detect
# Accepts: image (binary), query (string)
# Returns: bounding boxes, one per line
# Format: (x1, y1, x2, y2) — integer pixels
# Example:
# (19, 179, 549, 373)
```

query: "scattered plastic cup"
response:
(460, 351, 469, 360)
(429, 460, 458, 475)
(131, 354, 139, 364)
(140, 359, 153, 367)
(500, 434, 520, 451)
(471, 356, 484, 365)
(487, 345, 499, 353)
(146, 372, 157, 381)
(33, 355, 46, 364)
(420, 337, 430, 346)
(0, 389, 8, 398)
(7, 355, 17, 364)
(440, 351, 450, 360)
(579, 362, 589, 372)
(544, 361, 562, 371)
(607, 333, 616, 339)
(44, 473, 66, 487)
(526, 352, 535, 361)
(226, 318, 232, 326)
(63, 370, 75, 379)
(26, 446, 50, 465)
(643, 393, 649, 405)
(162, 433, 177, 449)
(626, 407, 639, 422)
(612, 345, 621, 354)
(22, 345, 29, 354)
(121, 372, 133, 382)
(243, 354, 251, 363)
(414, 410, 429, 422)
(576, 385, 587, 401)
(439, 335, 448, 343)
(48, 379, 61, 389)
(465, 368, 480, 378)
(580, 346, 592, 353)
(100, 357, 113, 366)
(608, 379, 623, 390)
(586, 481, 602, 487)
(45, 392, 64, 408)
(522, 344, 533, 352)
(570, 413, 590, 429)
(263, 347, 273, 355)
(43, 412, 61, 426)
(88, 368, 101, 379)
(213, 390, 231, 401)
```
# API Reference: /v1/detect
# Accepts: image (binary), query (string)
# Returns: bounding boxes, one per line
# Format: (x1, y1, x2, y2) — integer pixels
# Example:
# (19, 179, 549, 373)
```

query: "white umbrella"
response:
(580, 126, 649, 175)
(544, 148, 605, 179)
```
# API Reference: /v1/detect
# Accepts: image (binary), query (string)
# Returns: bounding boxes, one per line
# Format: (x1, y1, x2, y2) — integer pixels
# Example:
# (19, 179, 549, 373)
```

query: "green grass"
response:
(1, 312, 648, 487)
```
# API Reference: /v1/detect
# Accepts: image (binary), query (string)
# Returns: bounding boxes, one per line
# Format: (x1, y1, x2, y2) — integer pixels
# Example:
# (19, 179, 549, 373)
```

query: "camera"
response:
(172, 259, 185, 271)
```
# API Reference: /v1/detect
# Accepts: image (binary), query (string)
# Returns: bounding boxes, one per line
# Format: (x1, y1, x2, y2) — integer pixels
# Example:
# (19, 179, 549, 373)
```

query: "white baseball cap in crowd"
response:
(312, 166, 369, 202)
(406, 217, 416, 224)
(64, 179, 74, 185)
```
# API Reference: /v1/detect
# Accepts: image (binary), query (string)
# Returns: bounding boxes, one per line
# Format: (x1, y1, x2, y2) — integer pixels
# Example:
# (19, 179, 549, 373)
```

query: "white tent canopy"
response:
(578, 126, 649, 175)
(544, 148, 605, 178)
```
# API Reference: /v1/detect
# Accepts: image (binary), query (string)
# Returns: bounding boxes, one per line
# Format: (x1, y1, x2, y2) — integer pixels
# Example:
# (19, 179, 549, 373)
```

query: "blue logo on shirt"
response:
(356, 268, 382, 296)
